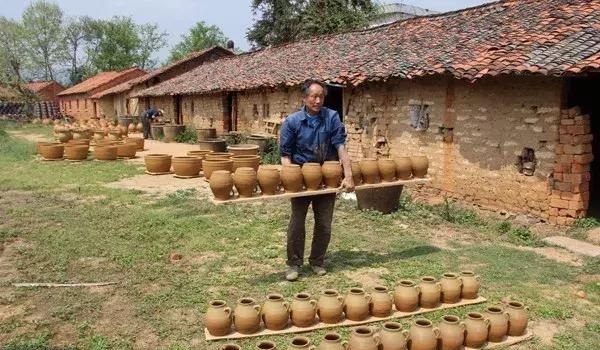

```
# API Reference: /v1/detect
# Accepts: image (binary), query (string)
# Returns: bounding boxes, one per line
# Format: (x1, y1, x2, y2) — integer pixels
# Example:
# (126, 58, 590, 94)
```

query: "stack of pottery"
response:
(54, 126, 72, 143)
(172, 156, 202, 177)
(231, 155, 260, 172)
(228, 144, 260, 156)
(144, 154, 172, 173)
(116, 142, 137, 158)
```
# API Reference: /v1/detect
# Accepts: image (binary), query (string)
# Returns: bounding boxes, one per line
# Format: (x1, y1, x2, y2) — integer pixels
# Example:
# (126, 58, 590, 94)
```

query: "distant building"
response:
(371, 2, 438, 26)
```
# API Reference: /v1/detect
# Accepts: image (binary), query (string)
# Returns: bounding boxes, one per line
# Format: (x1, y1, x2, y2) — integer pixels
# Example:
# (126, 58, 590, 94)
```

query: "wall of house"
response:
(235, 88, 303, 133)
(180, 93, 227, 133)
(59, 93, 93, 120)
(148, 96, 175, 122)
(38, 82, 64, 102)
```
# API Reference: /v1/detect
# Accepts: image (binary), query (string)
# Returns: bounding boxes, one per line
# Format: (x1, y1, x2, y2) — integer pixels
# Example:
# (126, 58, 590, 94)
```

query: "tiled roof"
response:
(137, 0, 600, 97)
(24, 81, 63, 92)
(58, 67, 146, 96)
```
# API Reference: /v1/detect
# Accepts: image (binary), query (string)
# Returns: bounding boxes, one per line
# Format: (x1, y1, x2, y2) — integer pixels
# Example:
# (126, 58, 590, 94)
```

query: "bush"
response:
(260, 138, 280, 165)
(174, 128, 197, 144)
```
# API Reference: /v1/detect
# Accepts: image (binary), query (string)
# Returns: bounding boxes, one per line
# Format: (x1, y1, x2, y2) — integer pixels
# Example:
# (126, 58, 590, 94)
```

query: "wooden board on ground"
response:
(174, 174, 201, 179)
(145, 170, 174, 175)
(205, 296, 484, 341)
(469, 330, 534, 349)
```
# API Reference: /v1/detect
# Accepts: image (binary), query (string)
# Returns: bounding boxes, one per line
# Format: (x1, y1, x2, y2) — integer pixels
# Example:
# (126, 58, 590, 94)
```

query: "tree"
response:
(169, 21, 228, 62)
(247, 0, 304, 48)
(0, 17, 28, 87)
(63, 16, 91, 84)
(137, 23, 168, 69)
(301, 0, 378, 37)
(86, 16, 141, 72)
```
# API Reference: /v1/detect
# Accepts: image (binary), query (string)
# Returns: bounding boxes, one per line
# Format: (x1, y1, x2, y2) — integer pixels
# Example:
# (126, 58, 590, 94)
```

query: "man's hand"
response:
(341, 176, 355, 192)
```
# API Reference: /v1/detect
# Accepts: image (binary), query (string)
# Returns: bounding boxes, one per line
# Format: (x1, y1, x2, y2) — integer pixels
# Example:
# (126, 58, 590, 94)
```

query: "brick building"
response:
(24, 81, 65, 102)
(136, 0, 600, 225)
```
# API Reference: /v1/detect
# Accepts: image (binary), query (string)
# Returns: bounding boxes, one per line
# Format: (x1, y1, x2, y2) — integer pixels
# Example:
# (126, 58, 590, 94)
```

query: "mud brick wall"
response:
(59, 93, 92, 120)
(181, 93, 228, 134)
(148, 96, 175, 123)
(235, 88, 303, 134)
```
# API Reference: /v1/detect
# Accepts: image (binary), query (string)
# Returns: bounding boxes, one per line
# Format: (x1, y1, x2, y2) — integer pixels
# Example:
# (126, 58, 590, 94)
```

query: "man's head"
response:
(158, 109, 164, 116)
(301, 79, 327, 115)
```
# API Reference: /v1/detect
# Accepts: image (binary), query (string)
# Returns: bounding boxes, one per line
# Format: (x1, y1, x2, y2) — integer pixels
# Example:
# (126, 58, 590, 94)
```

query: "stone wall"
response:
(148, 96, 175, 122)
(235, 88, 303, 133)
(181, 93, 227, 133)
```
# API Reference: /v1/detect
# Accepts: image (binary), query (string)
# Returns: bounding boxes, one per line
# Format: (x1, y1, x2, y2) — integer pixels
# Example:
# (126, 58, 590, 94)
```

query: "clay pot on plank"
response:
(484, 306, 509, 342)
(302, 162, 323, 190)
(379, 322, 409, 350)
(290, 292, 317, 327)
(228, 143, 260, 156)
(203, 159, 233, 180)
(39, 143, 64, 159)
(506, 301, 528, 336)
(377, 159, 397, 182)
(408, 319, 439, 350)
(233, 167, 258, 197)
(318, 333, 347, 350)
(204, 300, 232, 336)
(116, 142, 137, 158)
(316, 289, 344, 324)
(172, 156, 202, 177)
(281, 164, 304, 193)
(231, 155, 260, 172)
(94, 145, 118, 161)
(322, 161, 343, 188)
(126, 137, 144, 151)
(256, 341, 277, 350)
(394, 157, 412, 180)
(72, 129, 89, 140)
(210, 170, 234, 200)
(93, 131, 105, 141)
(370, 285, 393, 318)
(56, 130, 72, 143)
(438, 315, 465, 350)
(344, 287, 371, 322)
(351, 161, 362, 185)
(144, 154, 172, 172)
(460, 271, 480, 299)
(64, 144, 89, 161)
(440, 272, 462, 304)
(464, 312, 489, 348)
(233, 297, 261, 334)
(410, 156, 429, 178)
(359, 158, 380, 184)
(288, 336, 314, 350)
(394, 279, 420, 312)
(198, 138, 227, 152)
(348, 326, 380, 350)
(205, 152, 234, 160)
(419, 276, 441, 308)
(262, 293, 289, 331)
(257, 165, 281, 195)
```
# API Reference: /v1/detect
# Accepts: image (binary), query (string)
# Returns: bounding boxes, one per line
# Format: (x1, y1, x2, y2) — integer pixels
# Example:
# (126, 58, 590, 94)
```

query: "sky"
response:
(1, 0, 494, 64)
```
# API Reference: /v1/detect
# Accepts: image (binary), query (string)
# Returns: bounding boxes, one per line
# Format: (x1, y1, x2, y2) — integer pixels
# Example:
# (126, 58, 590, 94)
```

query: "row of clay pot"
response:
(37, 137, 143, 161)
(351, 156, 428, 185)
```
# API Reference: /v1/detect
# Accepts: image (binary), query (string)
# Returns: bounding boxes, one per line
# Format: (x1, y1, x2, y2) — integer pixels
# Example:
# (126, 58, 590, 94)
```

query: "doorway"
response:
(324, 84, 344, 121)
(223, 92, 234, 132)
(173, 95, 182, 124)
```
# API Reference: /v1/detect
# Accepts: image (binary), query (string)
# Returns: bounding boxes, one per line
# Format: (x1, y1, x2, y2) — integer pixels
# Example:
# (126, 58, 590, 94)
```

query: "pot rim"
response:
(414, 318, 433, 327)
(302, 162, 321, 167)
(421, 276, 437, 282)
(203, 159, 233, 164)
(282, 164, 300, 168)
(235, 167, 256, 173)
(209, 300, 227, 308)
(383, 321, 403, 331)
(290, 336, 310, 347)
(443, 272, 459, 279)
(398, 279, 415, 287)
(323, 332, 341, 342)
(373, 285, 389, 292)
(467, 312, 484, 320)
(237, 297, 256, 305)
(231, 155, 260, 160)
(221, 345, 241, 350)
(486, 306, 505, 314)
(144, 153, 172, 158)
(460, 270, 475, 276)
(349, 287, 365, 295)
(441, 315, 460, 324)
(227, 144, 259, 150)
(294, 292, 311, 300)
(322, 289, 339, 296)
(353, 326, 374, 336)
(507, 301, 524, 309)
(266, 293, 284, 301)
(256, 341, 276, 349)
(173, 156, 201, 161)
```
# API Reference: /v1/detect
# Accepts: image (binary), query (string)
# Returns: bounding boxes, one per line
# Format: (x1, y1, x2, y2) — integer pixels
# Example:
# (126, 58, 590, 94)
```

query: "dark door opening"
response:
(565, 74, 600, 217)
(223, 93, 234, 132)
(324, 85, 344, 122)
(173, 95, 182, 124)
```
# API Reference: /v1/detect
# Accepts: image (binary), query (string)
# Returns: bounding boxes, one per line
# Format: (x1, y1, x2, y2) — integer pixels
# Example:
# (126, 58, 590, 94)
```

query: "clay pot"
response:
(288, 336, 314, 350)
(37, 141, 59, 155)
(377, 159, 397, 182)
(484, 306, 509, 342)
(281, 164, 304, 193)
(126, 137, 144, 151)
(370, 286, 393, 317)
(379, 322, 409, 350)
(256, 341, 277, 350)
(257, 165, 281, 195)
(262, 293, 289, 331)
(408, 319, 439, 350)
(221, 344, 241, 350)
(344, 288, 371, 321)
(163, 124, 185, 142)
(94, 145, 118, 161)
(107, 130, 122, 141)
(506, 301, 528, 336)
(233, 297, 261, 334)
(203, 159, 233, 180)
(56, 130, 72, 143)
(460, 271, 480, 299)
(419, 276, 441, 308)
(410, 156, 429, 178)
(348, 326, 380, 350)
(233, 167, 258, 197)
(187, 150, 213, 159)
(39, 143, 64, 159)
(318, 333, 347, 350)
(247, 134, 269, 153)
(317, 289, 344, 324)
(144, 154, 172, 173)
(150, 124, 164, 140)
(205, 152, 234, 160)
(72, 129, 89, 140)
(64, 144, 89, 161)
(128, 123, 136, 133)
(322, 161, 342, 188)
(228, 144, 260, 156)
(359, 158, 380, 184)
(172, 156, 202, 177)
(93, 131, 105, 141)
(196, 127, 217, 140)
(204, 300, 232, 336)
(464, 312, 489, 348)
(290, 292, 317, 327)
(136, 122, 143, 133)
(68, 138, 90, 146)
(198, 138, 227, 152)
(302, 163, 323, 190)
(119, 125, 129, 137)
(210, 170, 234, 200)
(351, 161, 362, 185)
(440, 272, 462, 304)
(231, 155, 260, 172)
(394, 157, 412, 180)
(438, 315, 465, 350)
(394, 280, 420, 312)
(116, 142, 137, 158)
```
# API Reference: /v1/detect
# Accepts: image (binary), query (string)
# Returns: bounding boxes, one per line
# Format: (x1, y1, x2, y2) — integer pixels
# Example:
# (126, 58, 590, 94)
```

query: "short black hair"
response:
(301, 79, 328, 97)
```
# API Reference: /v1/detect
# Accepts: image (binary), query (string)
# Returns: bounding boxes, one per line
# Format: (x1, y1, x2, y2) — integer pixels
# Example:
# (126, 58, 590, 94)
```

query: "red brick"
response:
(559, 125, 569, 134)
(571, 163, 590, 173)
(550, 198, 569, 209)
(582, 191, 590, 201)
(568, 200, 585, 210)
(573, 182, 590, 194)
(559, 155, 574, 164)
(554, 182, 572, 192)
(565, 217, 577, 225)
(567, 125, 586, 135)
(548, 216, 558, 225)
(559, 134, 573, 144)
(574, 153, 593, 164)
(561, 118, 575, 125)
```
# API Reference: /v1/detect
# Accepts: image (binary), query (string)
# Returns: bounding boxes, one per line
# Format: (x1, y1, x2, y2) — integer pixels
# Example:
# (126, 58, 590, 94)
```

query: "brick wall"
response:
(235, 88, 303, 133)
(59, 93, 93, 120)
(180, 93, 227, 133)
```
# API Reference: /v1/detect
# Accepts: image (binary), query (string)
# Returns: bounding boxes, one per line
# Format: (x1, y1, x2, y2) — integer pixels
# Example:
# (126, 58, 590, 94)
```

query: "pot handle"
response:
(373, 334, 381, 346)
(389, 291, 394, 302)
(402, 329, 410, 340)
(282, 301, 290, 312)
(224, 307, 231, 317)
(433, 327, 440, 338)
(484, 318, 490, 329)
(310, 299, 317, 310)
(415, 285, 421, 293)
(504, 311, 510, 321)
(459, 321, 466, 332)
(337, 295, 344, 305)
(341, 341, 349, 350)
(365, 293, 372, 303)
(436, 282, 442, 292)
(475, 275, 481, 281)
(254, 305, 262, 315)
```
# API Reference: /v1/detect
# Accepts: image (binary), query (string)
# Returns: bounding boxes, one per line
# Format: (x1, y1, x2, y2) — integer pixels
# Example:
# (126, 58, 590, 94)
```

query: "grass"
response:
(0, 122, 599, 349)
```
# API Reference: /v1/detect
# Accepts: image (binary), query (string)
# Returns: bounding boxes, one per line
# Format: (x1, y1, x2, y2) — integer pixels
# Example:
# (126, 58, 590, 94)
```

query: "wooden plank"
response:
(205, 296, 485, 341)
(470, 330, 534, 349)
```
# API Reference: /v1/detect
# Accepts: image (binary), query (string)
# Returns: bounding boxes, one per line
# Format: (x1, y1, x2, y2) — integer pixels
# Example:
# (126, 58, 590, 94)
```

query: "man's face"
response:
(303, 83, 325, 115)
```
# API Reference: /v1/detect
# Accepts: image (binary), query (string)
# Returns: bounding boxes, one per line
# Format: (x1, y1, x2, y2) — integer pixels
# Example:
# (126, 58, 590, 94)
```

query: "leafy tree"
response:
(63, 16, 91, 84)
(137, 23, 168, 69)
(0, 17, 27, 87)
(86, 16, 140, 72)
(169, 21, 228, 62)
(301, 0, 378, 37)
(247, 0, 304, 48)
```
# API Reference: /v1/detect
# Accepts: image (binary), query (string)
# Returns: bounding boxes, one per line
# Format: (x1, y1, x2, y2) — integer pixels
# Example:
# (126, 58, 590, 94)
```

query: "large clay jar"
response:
(262, 293, 289, 331)
(126, 137, 144, 151)
(116, 142, 137, 158)
(318, 333, 347, 350)
(464, 312, 489, 348)
(204, 300, 232, 336)
(290, 292, 317, 327)
(233, 167, 258, 197)
(64, 144, 89, 161)
(408, 319, 439, 350)
(419, 276, 441, 308)
(203, 159, 233, 180)
(394, 157, 412, 180)
(359, 158, 380, 184)
(506, 301, 528, 336)
(210, 170, 234, 200)
(37, 141, 60, 155)
(410, 156, 429, 178)
(257, 165, 281, 195)
(322, 161, 343, 188)
(281, 164, 304, 193)
(233, 297, 261, 334)
(288, 336, 313, 350)
(438, 315, 465, 350)
(317, 289, 344, 324)
(144, 154, 172, 173)
(484, 306, 509, 342)
(231, 155, 260, 172)
(196, 127, 217, 140)
(302, 163, 323, 190)
(394, 280, 420, 312)
(460, 271, 480, 299)
(72, 129, 88, 140)
(228, 144, 260, 156)
(136, 122, 143, 133)
(172, 156, 202, 177)
(93, 130, 105, 141)
(94, 145, 118, 161)
(351, 161, 363, 185)
(108, 130, 122, 141)
(377, 159, 397, 182)
(256, 341, 277, 350)
(119, 125, 129, 137)
(440, 272, 462, 304)
(39, 143, 64, 159)
(379, 322, 409, 350)
(344, 287, 371, 321)
(370, 286, 393, 317)
(205, 152, 234, 160)
(348, 326, 380, 350)
(56, 129, 72, 143)
(128, 123, 136, 134)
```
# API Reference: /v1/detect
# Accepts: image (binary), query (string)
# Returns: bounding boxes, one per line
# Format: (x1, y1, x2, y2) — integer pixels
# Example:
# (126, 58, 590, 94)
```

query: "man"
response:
(141, 107, 163, 139)
(279, 79, 355, 282)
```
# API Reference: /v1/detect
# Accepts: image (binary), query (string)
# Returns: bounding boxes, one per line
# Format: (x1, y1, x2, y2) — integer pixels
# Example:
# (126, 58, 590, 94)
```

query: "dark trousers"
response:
(287, 193, 336, 267)
(142, 116, 151, 139)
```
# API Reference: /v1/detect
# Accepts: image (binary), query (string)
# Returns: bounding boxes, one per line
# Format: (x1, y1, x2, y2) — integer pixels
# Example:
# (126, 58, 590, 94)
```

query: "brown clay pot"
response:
(228, 144, 260, 156)
(210, 170, 234, 200)
(351, 161, 363, 185)
(290, 292, 317, 327)
(288, 336, 313, 350)
(233, 297, 261, 334)
(196, 127, 217, 140)
(119, 125, 129, 137)
(262, 293, 289, 331)
(93, 131, 105, 141)
(484, 306, 509, 342)
(107, 130, 122, 141)
(394, 157, 412, 180)
(136, 122, 143, 133)
(172, 156, 202, 177)
(144, 154, 172, 172)
(419, 276, 441, 308)
(94, 145, 118, 161)
(231, 155, 260, 172)
(377, 159, 397, 182)
(116, 142, 137, 158)
(460, 271, 480, 299)
(42, 118, 51, 125)
(322, 161, 342, 188)
(72, 129, 89, 140)
(56, 130, 72, 143)
(39, 143, 64, 159)
(203, 159, 233, 180)
(37, 141, 60, 155)
(379, 322, 409, 350)
(394, 279, 420, 312)
(318, 332, 346, 350)
(440, 272, 462, 304)
(359, 158, 380, 184)
(233, 167, 258, 197)
(410, 156, 429, 178)
(302, 163, 323, 190)
(257, 165, 281, 195)
(205, 152, 234, 160)
(370, 286, 393, 318)
(281, 164, 304, 193)
(408, 319, 439, 350)
(64, 144, 89, 161)
(506, 301, 528, 336)
(438, 315, 465, 350)
(344, 287, 371, 321)
(198, 138, 227, 152)
(204, 300, 232, 336)
(256, 341, 277, 350)
(348, 326, 380, 350)
(126, 137, 144, 151)
(317, 289, 344, 324)
(464, 312, 489, 348)
(187, 150, 213, 159)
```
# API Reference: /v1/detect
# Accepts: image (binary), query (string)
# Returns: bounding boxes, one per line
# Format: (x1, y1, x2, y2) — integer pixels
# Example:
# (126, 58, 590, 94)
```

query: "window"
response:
(69, 101, 72, 109)
(263, 103, 270, 119)
(409, 101, 430, 131)
(191, 100, 195, 114)
(76, 99, 79, 109)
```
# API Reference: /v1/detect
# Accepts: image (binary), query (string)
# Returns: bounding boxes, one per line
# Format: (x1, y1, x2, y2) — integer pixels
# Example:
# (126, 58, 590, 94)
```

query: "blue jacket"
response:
(279, 106, 347, 165)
